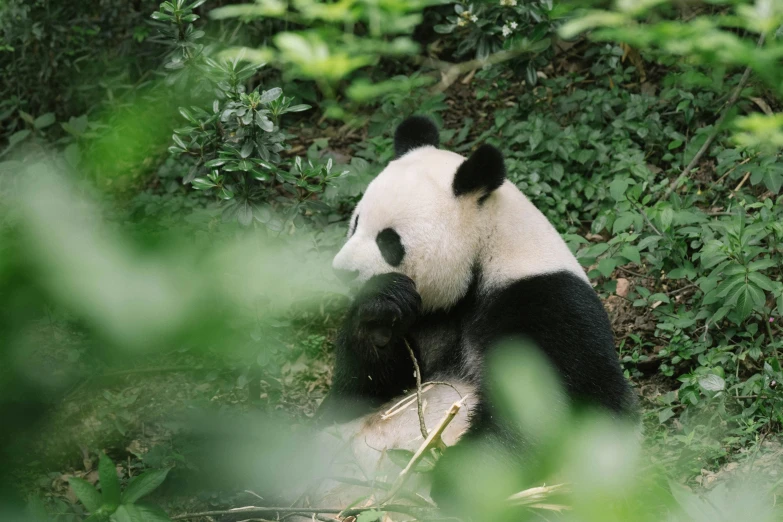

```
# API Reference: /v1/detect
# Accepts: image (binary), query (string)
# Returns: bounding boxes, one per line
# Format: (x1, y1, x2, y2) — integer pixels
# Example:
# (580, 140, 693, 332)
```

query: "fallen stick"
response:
(728, 171, 751, 199)
(171, 504, 433, 520)
(381, 394, 469, 505)
(507, 483, 571, 511)
(404, 338, 429, 439)
(381, 384, 434, 420)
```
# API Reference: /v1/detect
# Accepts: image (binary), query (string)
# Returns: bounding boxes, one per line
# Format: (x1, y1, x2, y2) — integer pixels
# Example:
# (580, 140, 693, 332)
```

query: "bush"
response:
(0, 0, 161, 138)
(151, 0, 348, 230)
(433, 0, 559, 83)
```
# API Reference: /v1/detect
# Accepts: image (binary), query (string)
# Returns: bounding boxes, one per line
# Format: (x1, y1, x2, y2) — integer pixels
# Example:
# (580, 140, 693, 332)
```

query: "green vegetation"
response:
(1, 0, 782, 521)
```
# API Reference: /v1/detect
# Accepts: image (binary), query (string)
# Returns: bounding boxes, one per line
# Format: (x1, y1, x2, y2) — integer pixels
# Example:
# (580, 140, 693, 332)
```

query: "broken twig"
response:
(404, 338, 428, 439)
(381, 395, 469, 505)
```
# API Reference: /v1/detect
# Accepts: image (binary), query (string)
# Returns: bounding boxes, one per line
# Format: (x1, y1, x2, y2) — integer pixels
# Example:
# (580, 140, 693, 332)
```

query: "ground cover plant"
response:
(1, 0, 782, 521)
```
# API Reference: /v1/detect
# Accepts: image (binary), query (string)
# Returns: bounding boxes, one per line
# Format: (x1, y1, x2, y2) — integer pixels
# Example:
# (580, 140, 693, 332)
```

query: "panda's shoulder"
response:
(491, 270, 602, 309)
(477, 270, 612, 342)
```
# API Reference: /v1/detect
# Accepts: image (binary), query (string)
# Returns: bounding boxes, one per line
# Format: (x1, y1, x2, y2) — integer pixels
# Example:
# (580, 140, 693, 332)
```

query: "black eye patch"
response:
(350, 214, 359, 237)
(376, 228, 404, 266)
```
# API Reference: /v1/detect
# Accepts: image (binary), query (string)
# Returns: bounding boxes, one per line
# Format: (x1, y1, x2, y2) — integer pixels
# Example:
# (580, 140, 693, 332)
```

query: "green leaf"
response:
(178, 107, 197, 124)
(122, 469, 170, 504)
(730, 284, 760, 323)
(99, 454, 121, 509)
(237, 159, 253, 171)
(620, 245, 641, 265)
(748, 258, 777, 271)
(747, 271, 775, 291)
(33, 112, 55, 129)
(172, 134, 187, 149)
(698, 374, 725, 392)
(659, 408, 675, 424)
(356, 510, 385, 522)
(260, 87, 283, 104)
(715, 274, 745, 299)
(747, 283, 767, 308)
(598, 258, 617, 278)
(722, 264, 747, 277)
(219, 186, 235, 200)
(763, 170, 782, 193)
(648, 293, 670, 304)
(609, 178, 630, 202)
(637, 235, 662, 251)
(19, 110, 35, 124)
(558, 11, 626, 39)
(711, 305, 732, 323)
(111, 504, 172, 522)
(660, 206, 674, 231)
(284, 104, 311, 113)
(433, 24, 455, 34)
(778, 293, 783, 317)
(667, 267, 692, 279)
(203, 158, 227, 168)
(9, 129, 31, 146)
(240, 141, 253, 158)
(525, 63, 538, 87)
(551, 163, 564, 182)
(613, 214, 634, 234)
(68, 477, 102, 513)
(255, 112, 274, 132)
(237, 203, 253, 226)
(191, 177, 217, 189)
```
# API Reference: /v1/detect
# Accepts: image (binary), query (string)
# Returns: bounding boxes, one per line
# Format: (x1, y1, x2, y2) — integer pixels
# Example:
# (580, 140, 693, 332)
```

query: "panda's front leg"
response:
(317, 273, 422, 425)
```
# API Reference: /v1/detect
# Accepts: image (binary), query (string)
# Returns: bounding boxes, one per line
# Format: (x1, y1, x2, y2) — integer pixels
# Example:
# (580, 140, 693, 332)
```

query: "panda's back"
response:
(410, 267, 635, 416)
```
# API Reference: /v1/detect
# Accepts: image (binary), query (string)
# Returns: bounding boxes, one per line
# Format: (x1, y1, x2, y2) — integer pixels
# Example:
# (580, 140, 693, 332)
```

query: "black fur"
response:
(394, 116, 439, 159)
(453, 144, 506, 198)
(376, 228, 405, 266)
(350, 214, 359, 237)
(319, 269, 636, 504)
(316, 273, 421, 423)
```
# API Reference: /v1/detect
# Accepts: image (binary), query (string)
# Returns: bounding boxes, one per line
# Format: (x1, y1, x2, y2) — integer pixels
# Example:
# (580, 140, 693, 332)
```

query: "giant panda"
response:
(307, 116, 637, 511)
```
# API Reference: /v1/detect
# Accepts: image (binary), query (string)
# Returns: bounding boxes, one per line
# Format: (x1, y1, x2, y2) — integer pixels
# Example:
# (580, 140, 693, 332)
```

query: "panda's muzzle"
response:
(333, 267, 360, 285)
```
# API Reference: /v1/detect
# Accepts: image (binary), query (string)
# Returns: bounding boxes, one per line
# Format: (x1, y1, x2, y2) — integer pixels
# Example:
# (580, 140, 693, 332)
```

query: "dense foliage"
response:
(1, 0, 782, 521)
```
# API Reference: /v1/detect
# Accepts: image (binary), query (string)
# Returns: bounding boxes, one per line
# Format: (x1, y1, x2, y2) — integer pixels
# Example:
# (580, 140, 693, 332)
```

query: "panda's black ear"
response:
(394, 116, 439, 159)
(453, 144, 506, 198)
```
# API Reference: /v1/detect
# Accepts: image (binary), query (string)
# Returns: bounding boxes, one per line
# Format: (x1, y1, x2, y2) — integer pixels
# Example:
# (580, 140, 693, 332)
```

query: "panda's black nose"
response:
(333, 268, 359, 284)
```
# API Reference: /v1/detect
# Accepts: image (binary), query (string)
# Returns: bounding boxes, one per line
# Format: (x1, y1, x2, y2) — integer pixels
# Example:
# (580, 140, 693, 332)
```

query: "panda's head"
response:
(332, 116, 507, 311)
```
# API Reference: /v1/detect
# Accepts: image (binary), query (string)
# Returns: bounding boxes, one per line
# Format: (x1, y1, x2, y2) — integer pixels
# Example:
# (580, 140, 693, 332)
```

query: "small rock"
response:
(616, 278, 631, 297)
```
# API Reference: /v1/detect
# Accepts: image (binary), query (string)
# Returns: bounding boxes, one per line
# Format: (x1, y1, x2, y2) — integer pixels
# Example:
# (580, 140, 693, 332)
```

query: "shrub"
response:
(154, 0, 348, 230)
(0, 0, 161, 139)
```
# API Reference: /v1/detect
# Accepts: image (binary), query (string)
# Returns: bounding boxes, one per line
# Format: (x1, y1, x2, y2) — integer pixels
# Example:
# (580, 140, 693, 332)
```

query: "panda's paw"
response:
(352, 273, 421, 348)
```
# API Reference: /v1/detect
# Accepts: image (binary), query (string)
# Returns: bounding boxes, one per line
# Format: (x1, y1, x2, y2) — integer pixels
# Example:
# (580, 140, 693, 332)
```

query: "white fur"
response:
(295, 382, 477, 513)
(332, 147, 587, 312)
(313, 145, 589, 510)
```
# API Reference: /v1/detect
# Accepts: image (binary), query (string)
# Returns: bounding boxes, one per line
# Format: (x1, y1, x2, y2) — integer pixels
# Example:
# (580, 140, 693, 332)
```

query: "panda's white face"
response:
(332, 146, 484, 311)
(333, 116, 588, 311)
